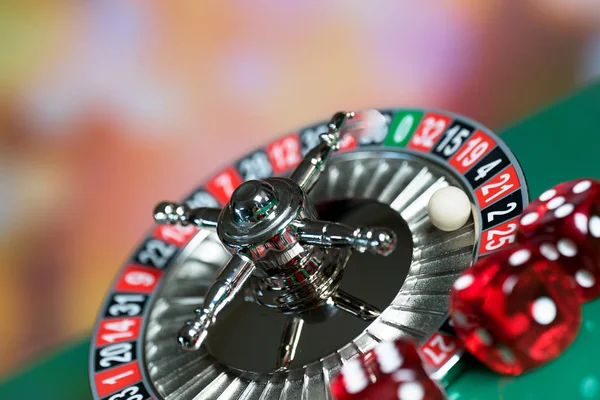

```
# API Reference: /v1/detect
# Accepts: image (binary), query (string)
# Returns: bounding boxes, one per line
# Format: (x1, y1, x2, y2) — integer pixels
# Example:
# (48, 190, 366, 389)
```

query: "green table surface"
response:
(2, 82, 600, 399)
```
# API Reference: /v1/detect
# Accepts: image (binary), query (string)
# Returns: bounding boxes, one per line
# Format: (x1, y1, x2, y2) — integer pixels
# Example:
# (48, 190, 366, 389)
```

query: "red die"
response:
(330, 358, 372, 400)
(449, 244, 582, 375)
(364, 340, 426, 376)
(518, 178, 600, 302)
(330, 340, 429, 400)
(363, 370, 446, 400)
(525, 237, 599, 303)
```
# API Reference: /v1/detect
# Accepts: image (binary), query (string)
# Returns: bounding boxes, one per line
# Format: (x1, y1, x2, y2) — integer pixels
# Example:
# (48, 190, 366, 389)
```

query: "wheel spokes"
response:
(330, 289, 381, 322)
(276, 316, 305, 370)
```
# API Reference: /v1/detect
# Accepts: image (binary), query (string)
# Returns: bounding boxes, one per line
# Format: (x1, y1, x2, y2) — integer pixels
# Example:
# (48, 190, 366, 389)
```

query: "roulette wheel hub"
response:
(89, 108, 529, 399)
(153, 111, 399, 356)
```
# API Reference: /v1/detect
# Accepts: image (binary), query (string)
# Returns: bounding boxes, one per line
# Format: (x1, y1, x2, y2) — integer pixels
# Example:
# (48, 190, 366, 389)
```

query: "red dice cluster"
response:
(330, 179, 600, 397)
(450, 178, 600, 375)
(330, 339, 445, 400)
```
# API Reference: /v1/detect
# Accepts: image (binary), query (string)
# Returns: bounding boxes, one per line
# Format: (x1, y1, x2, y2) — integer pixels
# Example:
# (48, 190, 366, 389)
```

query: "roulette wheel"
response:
(88, 108, 530, 400)
(3, 83, 600, 400)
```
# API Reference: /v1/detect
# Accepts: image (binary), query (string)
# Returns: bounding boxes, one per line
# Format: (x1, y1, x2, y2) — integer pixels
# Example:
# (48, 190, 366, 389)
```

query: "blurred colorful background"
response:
(2, 0, 600, 380)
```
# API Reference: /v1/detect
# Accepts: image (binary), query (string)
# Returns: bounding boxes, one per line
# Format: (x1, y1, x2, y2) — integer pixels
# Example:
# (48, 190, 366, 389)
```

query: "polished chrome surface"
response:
(177, 255, 255, 351)
(276, 316, 305, 370)
(296, 221, 397, 256)
(230, 180, 277, 223)
(329, 289, 382, 322)
(154, 202, 220, 228)
(142, 149, 476, 400)
(290, 111, 354, 191)
(247, 246, 350, 313)
(153, 112, 398, 355)
(216, 177, 309, 256)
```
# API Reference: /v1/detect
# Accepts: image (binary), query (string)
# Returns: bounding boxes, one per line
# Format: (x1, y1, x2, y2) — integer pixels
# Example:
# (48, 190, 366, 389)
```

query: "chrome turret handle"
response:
(152, 109, 398, 361)
(295, 220, 397, 256)
(177, 255, 254, 351)
(154, 202, 220, 228)
(290, 111, 354, 192)
(154, 202, 397, 257)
